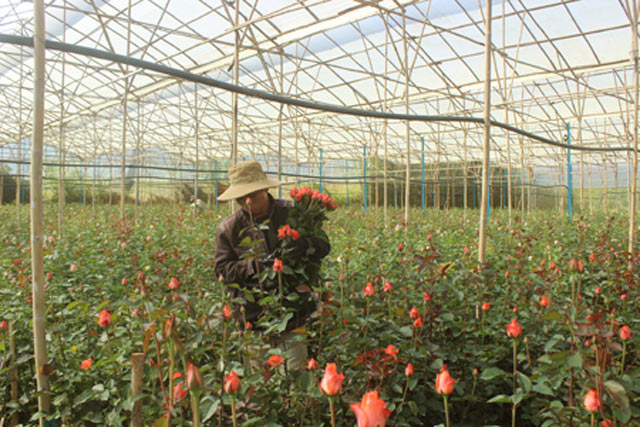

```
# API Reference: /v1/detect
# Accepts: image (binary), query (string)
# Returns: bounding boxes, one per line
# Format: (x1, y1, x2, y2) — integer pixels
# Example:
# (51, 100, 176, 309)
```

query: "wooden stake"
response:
(478, 0, 493, 265)
(31, 0, 51, 421)
(9, 320, 19, 427)
(131, 352, 145, 427)
(628, 0, 639, 256)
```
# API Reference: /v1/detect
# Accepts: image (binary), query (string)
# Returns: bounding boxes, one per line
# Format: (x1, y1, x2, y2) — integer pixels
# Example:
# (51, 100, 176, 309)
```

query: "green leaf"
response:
(73, 388, 94, 406)
(511, 393, 526, 405)
(441, 313, 454, 322)
(15, 354, 32, 364)
(566, 352, 582, 369)
(533, 383, 554, 396)
(64, 301, 80, 311)
(516, 372, 532, 393)
(480, 367, 506, 381)
(399, 326, 413, 337)
(487, 394, 511, 403)
(202, 398, 220, 422)
(541, 311, 562, 322)
(604, 380, 629, 410)
(408, 400, 418, 416)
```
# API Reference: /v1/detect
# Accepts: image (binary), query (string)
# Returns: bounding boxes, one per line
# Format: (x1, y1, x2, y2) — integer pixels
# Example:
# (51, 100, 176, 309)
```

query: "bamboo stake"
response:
(16, 32, 23, 222)
(31, 0, 50, 421)
(229, 0, 240, 216)
(232, 0, 239, 167)
(604, 121, 609, 214)
(121, 78, 129, 220)
(278, 53, 283, 198)
(92, 120, 96, 217)
(478, 0, 493, 265)
(383, 12, 389, 226)
(403, 8, 410, 226)
(9, 320, 19, 427)
(194, 86, 199, 219)
(135, 101, 140, 222)
(58, 8, 65, 235)
(520, 85, 526, 214)
(131, 352, 145, 427)
(629, 0, 639, 257)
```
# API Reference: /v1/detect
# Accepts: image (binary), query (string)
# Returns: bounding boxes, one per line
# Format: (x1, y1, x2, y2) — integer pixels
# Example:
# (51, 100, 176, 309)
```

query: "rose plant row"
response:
(0, 202, 638, 426)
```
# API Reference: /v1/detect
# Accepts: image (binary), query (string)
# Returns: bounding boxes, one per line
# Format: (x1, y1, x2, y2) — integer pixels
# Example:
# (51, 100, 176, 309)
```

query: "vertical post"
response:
(383, 12, 389, 225)
(403, 8, 410, 225)
(214, 159, 219, 208)
(363, 145, 368, 212)
(629, 0, 639, 256)
(567, 123, 573, 221)
(31, 0, 50, 421)
(121, 79, 129, 220)
(319, 148, 323, 194)
(194, 87, 200, 218)
(9, 320, 19, 426)
(478, 0, 493, 265)
(473, 181, 477, 209)
(131, 352, 145, 427)
(488, 181, 491, 219)
(603, 120, 609, 213)
(421, 136, 425, 212)
(278, 52, 284, 199)
(17, 36, 24, 222)
(92, 121, 97, 217)
(56, 39, 64, 234)
(463, 121, 468, 213)
(345, 159, 350, 207)
(231, 0, 239, 167)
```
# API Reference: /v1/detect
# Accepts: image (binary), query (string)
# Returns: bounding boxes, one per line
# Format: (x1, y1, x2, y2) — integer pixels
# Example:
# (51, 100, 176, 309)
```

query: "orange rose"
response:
(583, 388, 600, 412)
(80, 358, 93, 370)
(267, 354, 284, 368)
(224, 370, 240, 394)
(435, 364, 456, 395)
(350, 390, 392, 427)
(186, 362, 203, 391)
(619, 325, 631, 341)
(320, 363, 345, 396)
(505, 318, 522, 338)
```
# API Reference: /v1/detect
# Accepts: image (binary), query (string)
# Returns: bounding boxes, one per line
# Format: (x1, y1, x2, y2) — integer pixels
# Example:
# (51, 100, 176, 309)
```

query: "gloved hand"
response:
(255, 252, 276, 274)
(284, 237, 310, 258)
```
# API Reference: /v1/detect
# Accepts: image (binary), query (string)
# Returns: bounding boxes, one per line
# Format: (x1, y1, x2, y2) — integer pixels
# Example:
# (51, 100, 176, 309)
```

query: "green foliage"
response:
(0, 204, 638, 426)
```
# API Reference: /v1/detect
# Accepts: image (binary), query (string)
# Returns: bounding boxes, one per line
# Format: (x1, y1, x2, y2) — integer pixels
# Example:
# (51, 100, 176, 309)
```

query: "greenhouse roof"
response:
(0, 0, 638, 170)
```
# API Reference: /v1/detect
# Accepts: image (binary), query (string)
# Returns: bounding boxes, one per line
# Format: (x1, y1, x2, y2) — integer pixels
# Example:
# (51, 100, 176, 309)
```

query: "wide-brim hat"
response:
(217, 160, 281, 201)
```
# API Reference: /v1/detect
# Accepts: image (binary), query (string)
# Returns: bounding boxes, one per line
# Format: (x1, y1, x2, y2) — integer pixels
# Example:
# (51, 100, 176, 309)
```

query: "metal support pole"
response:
(214, 159, 219, 208)
(31, 0, 50, 421)
(478, 0, 493, 265)
(194, 86, 199, 219)
(121, 78, 129, 220)
(421, 136, 425, 212)
(403, 8, 410, 225)
(629, 0, 639, 256)
(488, 182, 491, 219)
(363, 145, 368, 212)
(568, 123, 573, 221)
(345, 159, 350, 207)
(319, 148, 323, 194)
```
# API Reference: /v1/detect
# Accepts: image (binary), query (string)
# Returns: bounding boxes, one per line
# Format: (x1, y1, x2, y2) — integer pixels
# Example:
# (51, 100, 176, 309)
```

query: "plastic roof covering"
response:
(0, 0, 638, 171)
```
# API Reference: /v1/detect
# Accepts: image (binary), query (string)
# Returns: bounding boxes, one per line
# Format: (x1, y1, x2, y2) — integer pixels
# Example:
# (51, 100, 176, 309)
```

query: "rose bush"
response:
(0, 203, 638, 426)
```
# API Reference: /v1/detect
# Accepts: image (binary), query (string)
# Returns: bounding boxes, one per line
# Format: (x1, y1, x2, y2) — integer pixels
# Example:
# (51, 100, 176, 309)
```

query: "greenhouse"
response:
(0, 0, 638, 425)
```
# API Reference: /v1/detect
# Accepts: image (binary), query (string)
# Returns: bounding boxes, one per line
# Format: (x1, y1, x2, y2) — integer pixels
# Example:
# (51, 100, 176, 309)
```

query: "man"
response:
(214, 160, 330, 367)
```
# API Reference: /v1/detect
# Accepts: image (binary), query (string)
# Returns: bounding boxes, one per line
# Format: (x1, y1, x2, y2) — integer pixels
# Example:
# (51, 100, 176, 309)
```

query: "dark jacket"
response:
(214, 195, 330, 327)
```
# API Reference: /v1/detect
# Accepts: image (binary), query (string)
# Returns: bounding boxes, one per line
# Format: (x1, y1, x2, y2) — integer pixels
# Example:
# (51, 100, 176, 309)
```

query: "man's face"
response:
(237, 189, 270, 216)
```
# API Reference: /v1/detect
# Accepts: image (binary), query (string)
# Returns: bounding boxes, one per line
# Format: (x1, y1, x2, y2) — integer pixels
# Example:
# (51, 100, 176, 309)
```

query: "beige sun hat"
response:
(216, 160, 282, 201)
